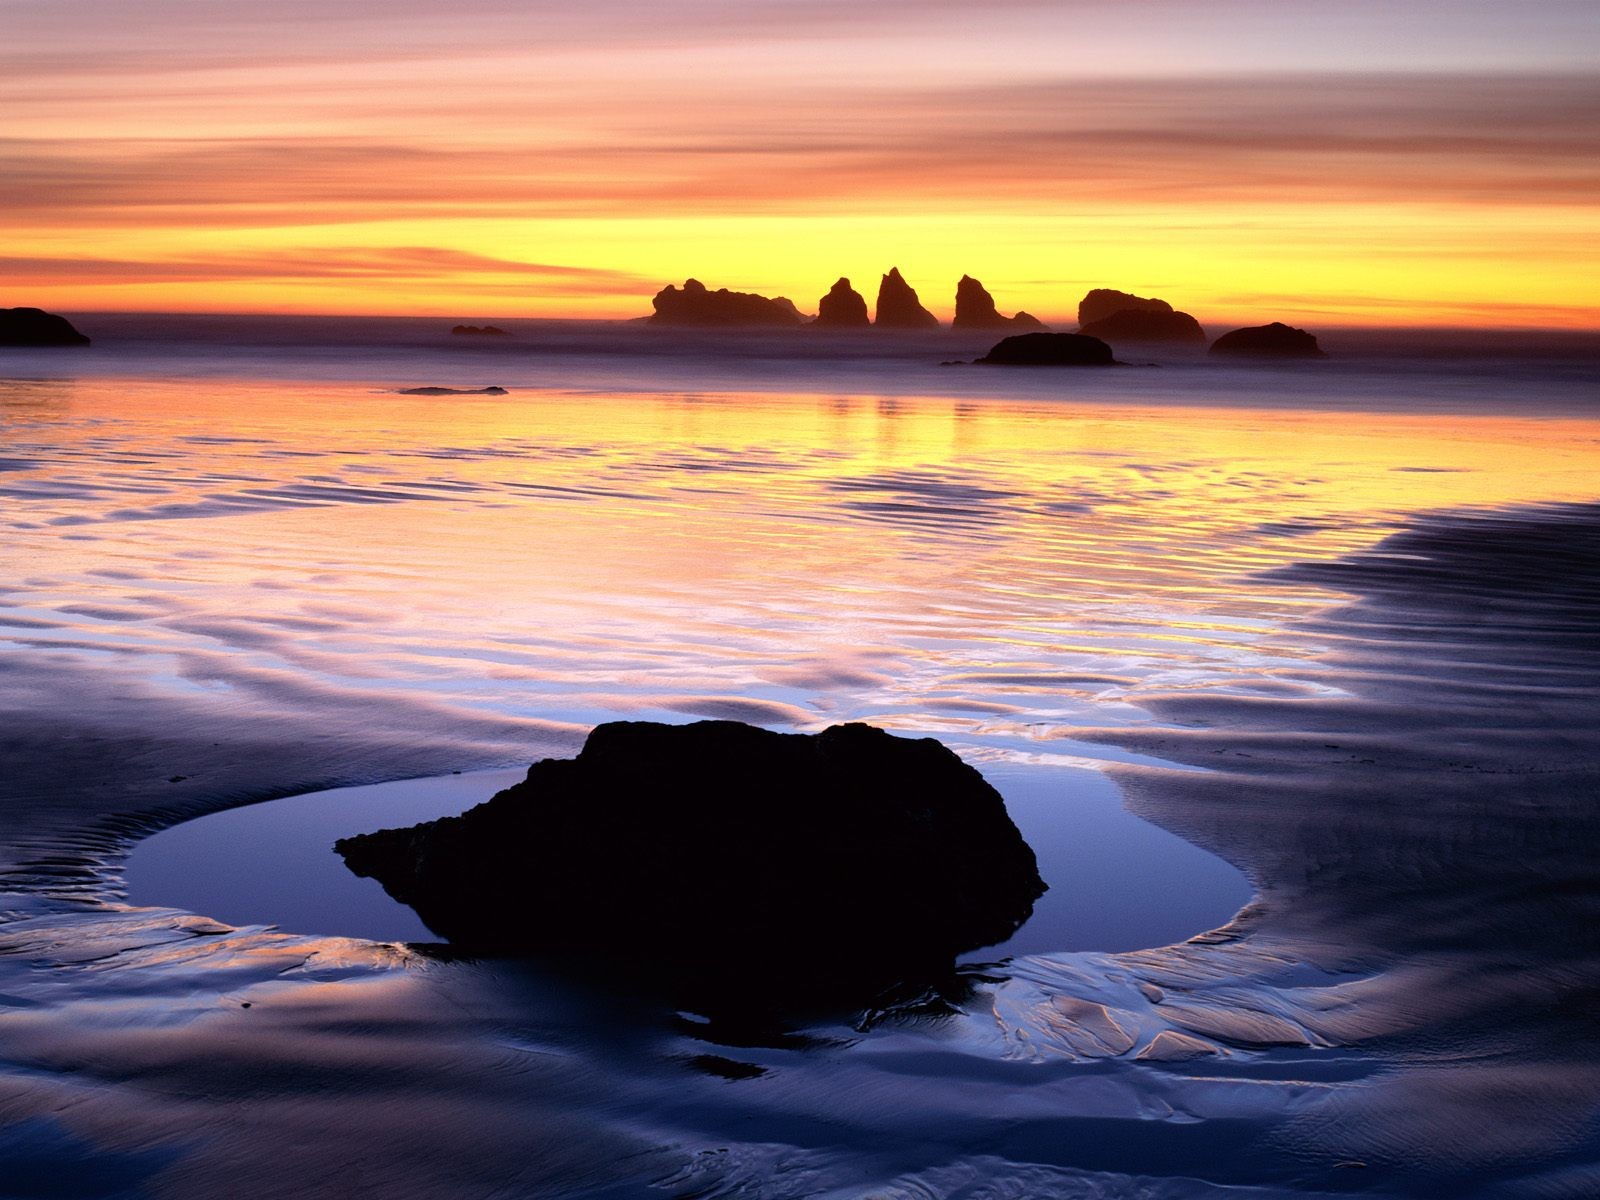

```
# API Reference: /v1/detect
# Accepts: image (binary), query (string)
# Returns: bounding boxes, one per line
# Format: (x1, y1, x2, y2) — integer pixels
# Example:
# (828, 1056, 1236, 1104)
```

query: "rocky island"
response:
(1077, 288, 1174, 327)
(451, 324, 509, 337)
(976, 332, 1117, 366)
(649, 279, 807, 327)
(0, 307, 91, 347)
(873, 268, 941, 329)
(1076, 289, 1205, 343)
(1079, 307, 1205, 344)
(1209, 321, 1328, 359)
(336, 720, 1045, 1010)
(813, 277, 871, 327)
(952, 276, 1047, 331)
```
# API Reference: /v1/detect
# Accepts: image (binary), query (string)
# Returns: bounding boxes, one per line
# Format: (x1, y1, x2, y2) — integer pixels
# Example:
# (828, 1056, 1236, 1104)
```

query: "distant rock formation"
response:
(813, 278, 871, 328)
(1209, 322, 1328, 359)
(874, 268, 940, 329)
(649, 279, 806, 327)
(451, 324, 509, 337)
(976, 332, 1117, 366)
(337, 720, 1045, 1012)
(398, 386, 509, 395)
(952, 276, 1047, 331)
(0, 307, 90, 347)
(1077, 289, 1172, 328)
(1078, 307, 1205, 344)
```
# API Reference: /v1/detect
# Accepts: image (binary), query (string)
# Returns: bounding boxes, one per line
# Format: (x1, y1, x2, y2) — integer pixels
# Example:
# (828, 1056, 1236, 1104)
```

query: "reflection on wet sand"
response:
(2, 373, 1599, 1195)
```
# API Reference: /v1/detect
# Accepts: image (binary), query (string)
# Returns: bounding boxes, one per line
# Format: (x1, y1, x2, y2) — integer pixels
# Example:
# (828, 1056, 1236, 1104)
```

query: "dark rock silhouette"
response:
(451, 324, 509, 337)
(976, 332, 1117, 366)
(398, 386, 508, 395)
(1079, 307, 1205, 344)
(1209, 322, 1328, 359)
(952, 276, 1047, 331)
(874, 268, 940, 329)
(1078, 289, 1173, 328)
(336, 720, 1044, 1011)
(0, 307, 90, 347)
(649, 279, 806, 327)
(813, 278, 870, 328)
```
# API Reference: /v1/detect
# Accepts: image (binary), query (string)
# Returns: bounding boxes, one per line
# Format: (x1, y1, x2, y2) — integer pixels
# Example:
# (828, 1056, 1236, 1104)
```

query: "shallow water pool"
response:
(124, 757, 1252, 956)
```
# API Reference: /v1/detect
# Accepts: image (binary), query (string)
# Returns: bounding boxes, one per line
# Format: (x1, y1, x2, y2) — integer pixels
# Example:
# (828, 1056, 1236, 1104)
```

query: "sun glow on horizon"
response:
(4, 0, 1598, 329)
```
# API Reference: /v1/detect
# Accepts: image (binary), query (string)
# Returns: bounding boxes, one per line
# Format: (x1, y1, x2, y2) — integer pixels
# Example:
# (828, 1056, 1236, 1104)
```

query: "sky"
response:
(3, 0, 1598, 327)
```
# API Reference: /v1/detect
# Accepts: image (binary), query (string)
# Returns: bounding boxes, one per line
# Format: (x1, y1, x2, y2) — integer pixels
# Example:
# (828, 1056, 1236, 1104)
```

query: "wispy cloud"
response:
(0, 248, 654, 294)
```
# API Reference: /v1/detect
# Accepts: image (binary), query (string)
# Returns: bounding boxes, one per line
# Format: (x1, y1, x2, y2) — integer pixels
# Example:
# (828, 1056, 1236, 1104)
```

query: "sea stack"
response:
(1077, 288, 1173, 328)
(1078, 308, 1205, 344)
(0, 307, 91, 347)
(814, 278, 870, 328)
(649, 279, 807, 327)
(952, 276, 1047, 331)
(874, 268, 940, 329)
(1209, 322, 1328, 359)
(976, 332, 1117, 366)
(336, 720, 1045, 1010)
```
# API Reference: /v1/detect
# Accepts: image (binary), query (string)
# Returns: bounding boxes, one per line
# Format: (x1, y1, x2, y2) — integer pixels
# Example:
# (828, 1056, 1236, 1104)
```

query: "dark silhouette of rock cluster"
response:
(977, 332, 1117, 366)
(635, 277, 1327, 359)
(1209, 322, 1328, 359)
(874, 267, 941, 329)
(336, 719, 1045, 1012)
(0, 307, 90, 347)
(814, 277, 870, 327)
(1077, 289, 1205, 343)
(953, 276, 1047, 331)
(1079, 307, 1205, 344)
(451, 324, 509, 336)
(650, 279, 807, 327)
(1078, 288, 1173, 327)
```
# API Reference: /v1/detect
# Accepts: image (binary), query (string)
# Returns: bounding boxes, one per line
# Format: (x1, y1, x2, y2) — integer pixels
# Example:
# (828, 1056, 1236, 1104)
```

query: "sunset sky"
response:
(4, 0, 1598, 327)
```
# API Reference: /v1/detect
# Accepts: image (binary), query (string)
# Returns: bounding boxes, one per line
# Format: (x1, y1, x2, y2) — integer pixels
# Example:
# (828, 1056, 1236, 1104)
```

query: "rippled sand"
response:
(2, 348, 1598, 1197)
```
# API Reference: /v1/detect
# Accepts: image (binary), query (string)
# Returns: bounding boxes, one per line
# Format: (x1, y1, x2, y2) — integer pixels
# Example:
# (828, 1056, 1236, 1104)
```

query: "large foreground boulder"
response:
(1079, 307, 1205, 344)
(874, 267, 941, 329)
(976, 332, 1116, 366)
(1209, 322, 1328, 359)
(813, 277, 871, 327)
(337, 720, 1044, 1009)
(649, 279, 807, 327)
(0, 308, 90, 347)
(952, 276, 1047, 331)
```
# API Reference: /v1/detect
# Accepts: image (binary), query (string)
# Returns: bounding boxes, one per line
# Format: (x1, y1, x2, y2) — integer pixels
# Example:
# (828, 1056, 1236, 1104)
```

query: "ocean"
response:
(2, 315, 1598, 1197)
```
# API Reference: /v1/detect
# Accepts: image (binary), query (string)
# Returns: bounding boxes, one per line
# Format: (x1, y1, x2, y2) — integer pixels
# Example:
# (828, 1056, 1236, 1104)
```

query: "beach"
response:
(2, 321, 1599, 1197)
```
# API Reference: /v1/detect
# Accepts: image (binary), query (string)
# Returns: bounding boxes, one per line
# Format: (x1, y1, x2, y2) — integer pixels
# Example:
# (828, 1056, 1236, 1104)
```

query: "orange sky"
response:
(4, 0, 1598, 328)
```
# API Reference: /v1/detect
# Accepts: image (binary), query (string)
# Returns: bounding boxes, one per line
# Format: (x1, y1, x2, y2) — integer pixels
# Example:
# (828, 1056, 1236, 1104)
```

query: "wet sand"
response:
(2, 353, 1599, 1196)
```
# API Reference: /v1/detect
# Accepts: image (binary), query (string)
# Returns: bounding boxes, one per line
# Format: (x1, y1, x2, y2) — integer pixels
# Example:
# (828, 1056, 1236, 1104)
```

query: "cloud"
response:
(0, 247, 654, 293)
(3, 71, 1594, 234)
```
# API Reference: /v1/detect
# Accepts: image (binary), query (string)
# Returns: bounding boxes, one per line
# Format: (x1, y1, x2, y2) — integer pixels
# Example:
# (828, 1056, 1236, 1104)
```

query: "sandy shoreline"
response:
(3, 360, 1599, 1196)
(1, 501, 1596, 1195)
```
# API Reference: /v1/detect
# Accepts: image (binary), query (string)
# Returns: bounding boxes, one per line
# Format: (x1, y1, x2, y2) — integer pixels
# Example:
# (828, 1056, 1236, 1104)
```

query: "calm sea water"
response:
(3, 317, 1599, 1198)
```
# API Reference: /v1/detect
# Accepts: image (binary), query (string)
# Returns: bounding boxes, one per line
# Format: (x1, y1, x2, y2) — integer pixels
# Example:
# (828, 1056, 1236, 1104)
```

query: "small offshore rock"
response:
(1079, 307, 1206, 344)
(0, 307, 91, 347)
(1209, 322, 1328, 359)
(398, 386, 509, 395)
(1077, 288, 1172, 328)
(650, 279, 807, 327)
(976, 332, 1116, 366)
(450, 324, 510, 336)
